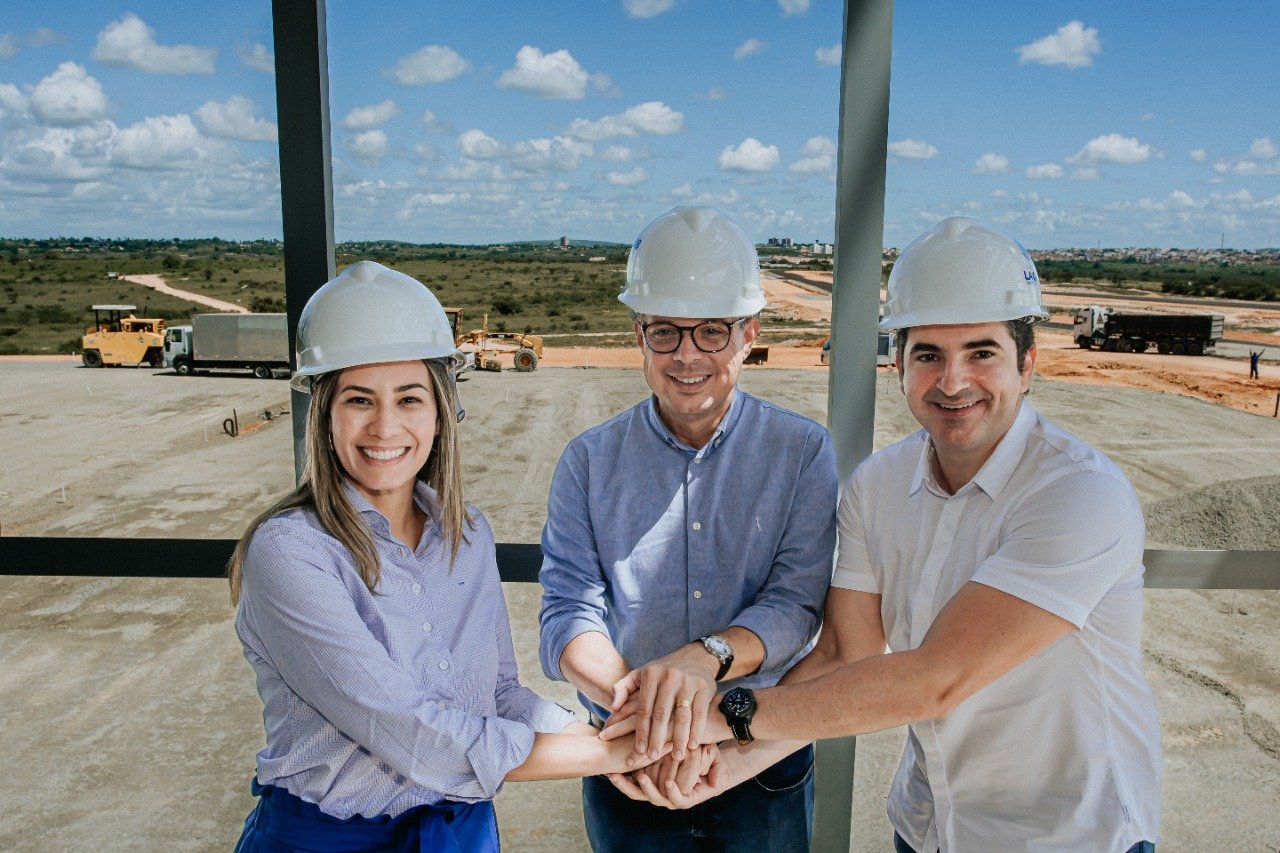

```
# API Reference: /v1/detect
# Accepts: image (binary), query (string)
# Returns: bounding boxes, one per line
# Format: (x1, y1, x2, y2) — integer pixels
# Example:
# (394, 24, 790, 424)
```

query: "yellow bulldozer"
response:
(81, 304, 166, 367)
(444, 307, 542, 372)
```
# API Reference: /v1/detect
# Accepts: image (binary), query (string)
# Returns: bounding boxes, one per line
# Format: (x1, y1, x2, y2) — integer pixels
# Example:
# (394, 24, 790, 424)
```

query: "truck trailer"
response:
(1073, 305, 1225, 356)
(164, 313, 290, 378)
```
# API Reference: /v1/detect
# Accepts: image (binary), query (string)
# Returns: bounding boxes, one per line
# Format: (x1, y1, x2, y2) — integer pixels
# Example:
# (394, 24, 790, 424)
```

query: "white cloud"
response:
(1016, 21, 1101, 68)
(1189, 149, 1208, 162)
(196, 96, 276, 142)
(815, 44, 841, 66)
(778, 0, 810, 15)
(91, 13, 216, 75)
(1249, 137, 1277, 160)
(567, 101, 683, 140)
(790, 135, 835, 174)
(607, 167, 648, 186)
(1, 123, 113, 182)
(412, 141, 439, 161)
(1168, 190, 1197, 208)
(345, 129, 388, 164)
(1026, 163, 1064, 179)
(30, 62, 109, 126)
(0, 35, 17, 60)
(598, 145, 639, 162)
(734, 38, 767, 60)
(1137, 112, 1156, 122)
(113, 114, 230, 170)
(419, 110, 451, 134)
(339, 100, 401, 130)
(972, 153, 1009, 175)
(239, 43, 274, 74)
(623, 0, 676, 19)
(1067, 133, 1152, 165)
(0, 83, 27, 114)
(704, 86, 728, 101)
(509, 136, 592, 173)
(387, 45, 470, 86)
(497, 46, 591, 99)
(457, 129, 504, 159)
(718, 138, 779, 173)
(888, 139, 938, 159)
(1070, 166, 1100, 180)
(670, 182, 694, 198)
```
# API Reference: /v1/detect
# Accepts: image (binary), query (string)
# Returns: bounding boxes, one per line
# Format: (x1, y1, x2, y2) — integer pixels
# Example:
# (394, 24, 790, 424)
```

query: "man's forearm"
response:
(559, 631, 630, 709)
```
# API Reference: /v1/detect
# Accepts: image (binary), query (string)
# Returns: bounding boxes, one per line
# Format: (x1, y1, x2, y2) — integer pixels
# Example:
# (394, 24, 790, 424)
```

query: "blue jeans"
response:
(582, 743, 814, 852)
(894, 832, 1154, 852)
(235, 779, 499, 852)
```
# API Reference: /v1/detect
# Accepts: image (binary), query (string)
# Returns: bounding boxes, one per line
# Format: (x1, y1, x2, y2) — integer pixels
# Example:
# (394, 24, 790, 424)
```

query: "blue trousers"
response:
(235, 779, 499, 852)
(582, 743, 814, 852)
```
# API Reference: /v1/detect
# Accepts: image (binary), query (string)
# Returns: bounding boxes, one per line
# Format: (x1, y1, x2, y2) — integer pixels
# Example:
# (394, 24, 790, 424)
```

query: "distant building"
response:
(560, 236, 569, 250)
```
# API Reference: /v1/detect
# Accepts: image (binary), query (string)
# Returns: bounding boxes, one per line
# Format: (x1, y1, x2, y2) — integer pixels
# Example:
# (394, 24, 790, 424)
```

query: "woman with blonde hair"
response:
(229, 261, 684, 851)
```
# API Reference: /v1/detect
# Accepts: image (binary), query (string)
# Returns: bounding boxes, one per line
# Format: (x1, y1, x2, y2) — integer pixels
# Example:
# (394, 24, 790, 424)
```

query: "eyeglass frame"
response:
(637, 317, 750, 354)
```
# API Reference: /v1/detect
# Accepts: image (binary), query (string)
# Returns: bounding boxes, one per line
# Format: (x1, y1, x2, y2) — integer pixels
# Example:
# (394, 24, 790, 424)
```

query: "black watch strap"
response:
(718, 687, 757, 746)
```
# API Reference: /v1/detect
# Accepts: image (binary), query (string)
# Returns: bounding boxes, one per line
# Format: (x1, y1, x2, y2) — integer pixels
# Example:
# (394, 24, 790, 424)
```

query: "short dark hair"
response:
(895, 319, 1036, 374)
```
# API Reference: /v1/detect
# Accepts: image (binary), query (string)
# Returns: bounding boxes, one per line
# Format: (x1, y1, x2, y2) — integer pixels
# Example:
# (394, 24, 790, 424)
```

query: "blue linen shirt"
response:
(236, 481, 576, 820)
(538, 389, 838, 719)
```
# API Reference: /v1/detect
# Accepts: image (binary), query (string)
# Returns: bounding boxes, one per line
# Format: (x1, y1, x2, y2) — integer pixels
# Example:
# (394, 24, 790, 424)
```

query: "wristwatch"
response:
(699, 634, 734, 681)
(718, 687, 757, 745)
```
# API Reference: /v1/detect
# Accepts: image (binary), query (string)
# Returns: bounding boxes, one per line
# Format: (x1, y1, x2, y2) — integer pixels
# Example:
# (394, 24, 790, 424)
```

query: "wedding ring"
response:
(676, 699, 693, 710)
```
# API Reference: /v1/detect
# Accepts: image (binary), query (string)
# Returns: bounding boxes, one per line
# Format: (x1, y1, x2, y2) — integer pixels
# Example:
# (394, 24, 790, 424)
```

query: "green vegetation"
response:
(1037, 259, 1280, 302)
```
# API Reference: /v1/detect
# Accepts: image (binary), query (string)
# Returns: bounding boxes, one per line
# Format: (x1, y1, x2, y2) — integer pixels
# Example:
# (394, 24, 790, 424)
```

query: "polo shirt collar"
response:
(910, 400, 1036, 499)
(643, 387, 743, 456)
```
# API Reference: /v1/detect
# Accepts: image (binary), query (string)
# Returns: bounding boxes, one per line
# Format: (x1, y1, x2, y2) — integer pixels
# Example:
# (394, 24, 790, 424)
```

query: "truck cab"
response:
(163, 325, 193, 369)
(1073, 305, 1109, 348)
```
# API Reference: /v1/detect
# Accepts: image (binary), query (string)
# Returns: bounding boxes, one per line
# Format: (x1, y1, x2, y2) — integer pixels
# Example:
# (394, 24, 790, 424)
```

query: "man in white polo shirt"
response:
(605, 217, 1162, 852)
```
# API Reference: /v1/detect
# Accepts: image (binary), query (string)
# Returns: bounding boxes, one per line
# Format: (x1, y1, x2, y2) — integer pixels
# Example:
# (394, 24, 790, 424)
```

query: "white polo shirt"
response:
(833, 402, 1161, 852)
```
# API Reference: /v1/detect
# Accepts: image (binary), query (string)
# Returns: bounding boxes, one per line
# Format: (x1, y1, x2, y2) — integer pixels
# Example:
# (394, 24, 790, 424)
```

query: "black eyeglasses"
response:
(640, 318, 746, 354)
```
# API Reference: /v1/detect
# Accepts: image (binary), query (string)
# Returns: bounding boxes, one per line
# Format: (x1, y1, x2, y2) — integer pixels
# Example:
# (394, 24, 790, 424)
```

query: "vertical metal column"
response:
(814, 1, 893, 850)
(272, 0, 336, 481)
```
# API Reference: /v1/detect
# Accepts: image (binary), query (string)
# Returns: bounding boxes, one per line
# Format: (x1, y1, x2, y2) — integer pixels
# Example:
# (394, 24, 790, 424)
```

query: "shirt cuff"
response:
(467, 716, 536, 800)
(542, 616, 609, 682)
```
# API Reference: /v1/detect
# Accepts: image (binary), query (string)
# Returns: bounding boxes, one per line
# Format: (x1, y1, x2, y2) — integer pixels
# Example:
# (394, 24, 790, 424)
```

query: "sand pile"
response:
(1145, 475, 1280, 550)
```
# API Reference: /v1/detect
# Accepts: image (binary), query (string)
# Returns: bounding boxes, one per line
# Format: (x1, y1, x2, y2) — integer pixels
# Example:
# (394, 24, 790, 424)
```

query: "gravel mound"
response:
(1145, 475, 1280, 550)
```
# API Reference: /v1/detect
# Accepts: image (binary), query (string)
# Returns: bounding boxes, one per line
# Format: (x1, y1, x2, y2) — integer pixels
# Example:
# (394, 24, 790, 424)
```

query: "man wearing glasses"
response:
(538, 206, 837, 851)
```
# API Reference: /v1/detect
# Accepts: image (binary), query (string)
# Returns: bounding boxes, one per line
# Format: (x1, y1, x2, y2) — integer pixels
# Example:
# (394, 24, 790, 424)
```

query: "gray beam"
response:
(817, 0, 894, 850)
(272, 0, 336, 481)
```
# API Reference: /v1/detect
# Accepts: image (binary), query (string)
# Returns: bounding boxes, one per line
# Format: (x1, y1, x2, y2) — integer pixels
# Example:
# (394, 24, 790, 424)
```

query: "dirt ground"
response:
(1, 354, 1278, 849)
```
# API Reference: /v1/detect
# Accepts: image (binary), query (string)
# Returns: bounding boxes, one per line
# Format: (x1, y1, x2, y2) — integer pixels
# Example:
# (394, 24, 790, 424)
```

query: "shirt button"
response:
(694, 458, 701, 464)
(422, 622, 433, 634)
(438, 660, 449, 671)
(693, 590, 702, 599)
(412, 583, 422, 594)
(692, 522, 701, 531)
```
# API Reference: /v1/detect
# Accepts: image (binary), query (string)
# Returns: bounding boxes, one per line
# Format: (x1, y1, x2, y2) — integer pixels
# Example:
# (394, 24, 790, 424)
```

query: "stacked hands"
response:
(597, 655, 735, 809)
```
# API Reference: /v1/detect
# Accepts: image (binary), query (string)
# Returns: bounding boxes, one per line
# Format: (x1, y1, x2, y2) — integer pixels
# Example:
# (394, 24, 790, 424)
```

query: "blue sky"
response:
(1, 1, 1277, 249)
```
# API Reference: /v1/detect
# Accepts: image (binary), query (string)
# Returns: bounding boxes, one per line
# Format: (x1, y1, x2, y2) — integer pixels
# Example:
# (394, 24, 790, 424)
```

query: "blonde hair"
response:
(228, 360, 470, 605)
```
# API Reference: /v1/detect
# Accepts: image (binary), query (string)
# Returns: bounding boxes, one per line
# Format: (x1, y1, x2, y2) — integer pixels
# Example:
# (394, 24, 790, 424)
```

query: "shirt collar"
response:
(643, 387, 744, 457)
(910, 400, 1036, 499)
(340, 479, 440, 534)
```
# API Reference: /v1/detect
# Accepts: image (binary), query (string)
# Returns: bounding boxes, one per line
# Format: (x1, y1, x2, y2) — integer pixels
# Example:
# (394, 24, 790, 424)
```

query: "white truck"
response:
(164, 313, 290, 379)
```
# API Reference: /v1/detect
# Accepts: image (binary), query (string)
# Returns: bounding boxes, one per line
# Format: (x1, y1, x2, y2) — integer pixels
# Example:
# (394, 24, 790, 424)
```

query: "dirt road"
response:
(122, 273, 250, 314)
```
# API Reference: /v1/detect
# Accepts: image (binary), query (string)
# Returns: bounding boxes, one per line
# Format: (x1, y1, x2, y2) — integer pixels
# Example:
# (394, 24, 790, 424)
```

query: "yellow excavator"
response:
(444, 308, 542, 372)
(80, 304, 166, 367)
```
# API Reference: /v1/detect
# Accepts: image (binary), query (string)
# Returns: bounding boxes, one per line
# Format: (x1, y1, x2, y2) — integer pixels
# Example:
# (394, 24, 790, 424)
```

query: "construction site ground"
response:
(1, 272, 1278, 850)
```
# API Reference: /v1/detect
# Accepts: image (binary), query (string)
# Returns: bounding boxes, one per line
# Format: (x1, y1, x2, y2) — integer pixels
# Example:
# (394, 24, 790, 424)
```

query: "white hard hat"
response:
(620, 206, 767, 318)
(879, 216, 1049, 331)
(291, 260, 462, 393)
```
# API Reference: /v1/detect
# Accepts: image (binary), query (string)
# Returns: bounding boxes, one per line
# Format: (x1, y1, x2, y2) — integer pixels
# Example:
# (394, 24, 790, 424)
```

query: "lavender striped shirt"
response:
(236, 481, 575, 819)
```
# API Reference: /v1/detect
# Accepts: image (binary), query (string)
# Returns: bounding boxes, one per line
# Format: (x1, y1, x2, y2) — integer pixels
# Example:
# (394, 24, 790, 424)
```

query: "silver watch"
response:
(699, 634, 734, 681)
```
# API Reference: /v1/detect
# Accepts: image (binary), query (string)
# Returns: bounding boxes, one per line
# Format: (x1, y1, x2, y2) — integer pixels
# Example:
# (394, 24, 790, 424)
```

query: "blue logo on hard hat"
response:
(1024, 270, 1038, 283)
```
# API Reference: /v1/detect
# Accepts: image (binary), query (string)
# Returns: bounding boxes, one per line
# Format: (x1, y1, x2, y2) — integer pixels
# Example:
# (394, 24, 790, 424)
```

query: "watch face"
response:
(722, 687, 756, 718)
(703, 635, 731, 659)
